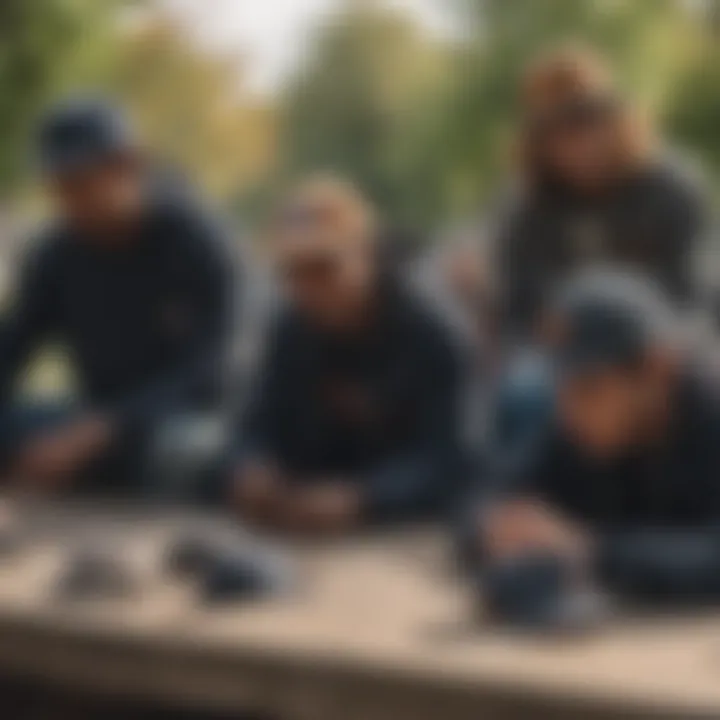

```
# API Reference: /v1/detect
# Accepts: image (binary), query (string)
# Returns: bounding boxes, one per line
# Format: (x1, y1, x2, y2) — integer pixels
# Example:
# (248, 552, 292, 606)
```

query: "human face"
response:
(537, 103, 618, 190)
(444, 244, 486, 311)
(557, 365, 650, 459)
(47, 153, 144, 235)
(279, 244, 376, 329)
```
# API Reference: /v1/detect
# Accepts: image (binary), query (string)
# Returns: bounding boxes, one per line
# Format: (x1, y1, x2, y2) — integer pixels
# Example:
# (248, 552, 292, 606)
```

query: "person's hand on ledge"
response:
(284, 481, 363, 536)
(13, 415, 113, 493)
(481, 498, 590, 564)
(232, 460, 287, 526)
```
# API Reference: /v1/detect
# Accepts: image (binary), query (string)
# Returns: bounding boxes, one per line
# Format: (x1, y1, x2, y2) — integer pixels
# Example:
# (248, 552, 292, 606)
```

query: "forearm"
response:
(596, 526, 720, 600)
(365, 451, 460, 522)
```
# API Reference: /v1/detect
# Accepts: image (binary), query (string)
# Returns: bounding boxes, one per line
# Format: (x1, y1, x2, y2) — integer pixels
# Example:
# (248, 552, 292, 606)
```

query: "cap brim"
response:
(555, 341, 644, 377)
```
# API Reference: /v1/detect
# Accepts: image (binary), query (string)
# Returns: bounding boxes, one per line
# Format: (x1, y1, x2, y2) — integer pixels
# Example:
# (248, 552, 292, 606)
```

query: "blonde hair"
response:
(519, 44, 654, 185)
(270, 174, 377, 250)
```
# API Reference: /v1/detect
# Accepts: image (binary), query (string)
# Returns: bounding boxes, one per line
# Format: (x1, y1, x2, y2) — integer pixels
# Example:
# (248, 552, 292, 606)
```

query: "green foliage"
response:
(0, 0, 128, 193)
(280, 0, 452, 227)
(278, 0, 718, 229)
(101, 19, 276, 201)
(2, 0, 720, 231)
(664, 8, 720, 189)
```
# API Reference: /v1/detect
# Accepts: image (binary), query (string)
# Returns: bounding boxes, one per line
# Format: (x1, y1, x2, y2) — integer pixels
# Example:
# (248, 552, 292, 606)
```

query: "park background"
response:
(1, 0, 719, 237)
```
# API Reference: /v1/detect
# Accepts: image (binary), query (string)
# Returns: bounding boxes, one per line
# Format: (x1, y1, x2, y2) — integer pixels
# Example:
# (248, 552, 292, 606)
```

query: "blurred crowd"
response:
(1, 44, 719, 631)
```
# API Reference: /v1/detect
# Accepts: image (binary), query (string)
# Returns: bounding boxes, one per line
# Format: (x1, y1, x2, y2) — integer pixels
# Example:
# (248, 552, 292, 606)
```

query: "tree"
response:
(664, 2, 720, 186)
(0, 0, 127, 194)
(277, 0, 706, 228)
(103, 17, 276, 204)
(280, 0, 452, 228)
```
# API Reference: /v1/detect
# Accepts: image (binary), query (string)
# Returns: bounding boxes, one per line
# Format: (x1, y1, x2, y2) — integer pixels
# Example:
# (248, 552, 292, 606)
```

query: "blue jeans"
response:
(454, 352, 555, 571)
(493, 350, 554, 456)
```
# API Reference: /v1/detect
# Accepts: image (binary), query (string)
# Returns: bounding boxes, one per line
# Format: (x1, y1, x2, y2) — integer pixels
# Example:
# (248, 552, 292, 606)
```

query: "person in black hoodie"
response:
(473, 270, 720, 628)
(0, 98, 235, 496)
(231, 176, 463, 535)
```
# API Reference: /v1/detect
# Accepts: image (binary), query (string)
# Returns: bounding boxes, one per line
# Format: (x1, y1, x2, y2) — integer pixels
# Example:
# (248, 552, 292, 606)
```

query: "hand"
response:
(286, 481, 363, 536)
(14, 415, 113, 491)
(481, 498, 589, 562)
(232, 461, 286, 525)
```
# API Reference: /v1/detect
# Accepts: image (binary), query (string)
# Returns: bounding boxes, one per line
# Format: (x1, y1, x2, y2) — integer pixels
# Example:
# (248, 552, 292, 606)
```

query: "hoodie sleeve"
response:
(0, 238, 60, 405)
(595, 527, 720, 600)
(649, 161, 708, 306)
(493, 197, 544, 342)
(235, 309, 300, 467)
(593, 374, 720, 600)
(364, 316, 464, 522)
(595, 446, 720, 600)
(110, 210, 236, 433)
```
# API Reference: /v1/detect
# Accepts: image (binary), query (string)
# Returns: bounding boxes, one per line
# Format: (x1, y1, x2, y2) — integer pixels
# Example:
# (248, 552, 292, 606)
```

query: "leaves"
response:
(1, 0, 719, 226)
(0, 0, 127, 192)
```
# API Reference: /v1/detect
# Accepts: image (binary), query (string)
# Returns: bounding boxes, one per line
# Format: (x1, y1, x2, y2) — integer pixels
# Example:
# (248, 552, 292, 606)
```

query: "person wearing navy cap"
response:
(470, 270, 720, 629)
(0, 98, 237, 497)
(484, 45, 708, 527)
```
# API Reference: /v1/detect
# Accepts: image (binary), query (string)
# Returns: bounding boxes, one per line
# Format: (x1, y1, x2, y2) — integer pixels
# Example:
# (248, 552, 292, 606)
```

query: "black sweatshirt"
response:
(485, 368, 720, 597)
(0, 190, 236, 434)
(496, 158, 706, 339)
(243, 278, 464, 522)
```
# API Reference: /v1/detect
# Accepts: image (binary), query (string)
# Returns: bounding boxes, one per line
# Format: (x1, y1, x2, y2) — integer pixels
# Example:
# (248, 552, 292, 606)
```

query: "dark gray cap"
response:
(36, 97, 136, 177)
(548, 269, 679, 375)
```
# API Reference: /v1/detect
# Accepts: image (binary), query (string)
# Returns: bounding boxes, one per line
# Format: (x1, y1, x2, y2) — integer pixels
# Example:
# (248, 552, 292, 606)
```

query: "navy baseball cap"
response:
(547, 270, 679, 375)
(36, 97, 137, 177)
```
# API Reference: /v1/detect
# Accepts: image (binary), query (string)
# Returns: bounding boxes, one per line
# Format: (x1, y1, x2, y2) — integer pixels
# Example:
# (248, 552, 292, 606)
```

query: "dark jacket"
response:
(496, 158, 706, 339)
(0, 189, 236, 434)
(243, 278, 464, 522)
(486, 368, 720, 598)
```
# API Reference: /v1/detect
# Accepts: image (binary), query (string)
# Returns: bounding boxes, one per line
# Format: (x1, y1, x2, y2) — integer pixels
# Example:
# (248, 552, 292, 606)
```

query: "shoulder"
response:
(688, 362, 720, 412)
(392, 279, 465, 370)
(2, 223, 71, 305)
(153, 193, 226, 242)
(639, 153, 707, 213)
(407, 253, 480, 351)
(263, 304, 310, 353)
(493, 181, 535, 226)
(672, 365, 720, 450)
(21, 222, 72, 275)
(149, 189, 239, 274)
(488, 181, 544, 258)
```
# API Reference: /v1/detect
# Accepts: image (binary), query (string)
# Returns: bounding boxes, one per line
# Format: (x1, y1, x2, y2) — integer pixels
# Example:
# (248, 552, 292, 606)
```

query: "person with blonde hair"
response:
(497, 44, 706, 339)
(231, 175, 464, 534)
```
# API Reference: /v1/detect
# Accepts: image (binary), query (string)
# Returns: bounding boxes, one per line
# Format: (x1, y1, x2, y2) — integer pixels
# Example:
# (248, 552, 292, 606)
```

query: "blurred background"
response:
(0, 5, 717, 715)
(2, 0, 719, 240)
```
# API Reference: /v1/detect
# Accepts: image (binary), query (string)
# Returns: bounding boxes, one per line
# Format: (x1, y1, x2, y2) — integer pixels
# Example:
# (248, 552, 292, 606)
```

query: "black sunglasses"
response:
(529, 95, 620, 139)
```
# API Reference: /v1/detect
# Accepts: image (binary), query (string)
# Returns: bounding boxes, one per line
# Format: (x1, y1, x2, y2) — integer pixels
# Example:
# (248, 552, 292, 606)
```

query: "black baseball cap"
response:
(548, 269, 679, 375)
(36, 97, 137, 177)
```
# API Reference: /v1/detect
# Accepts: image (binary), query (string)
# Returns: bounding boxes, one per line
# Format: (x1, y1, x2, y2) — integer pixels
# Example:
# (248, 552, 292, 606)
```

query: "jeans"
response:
(492, 350, 554, 455)
(454, 351, 555, 570)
